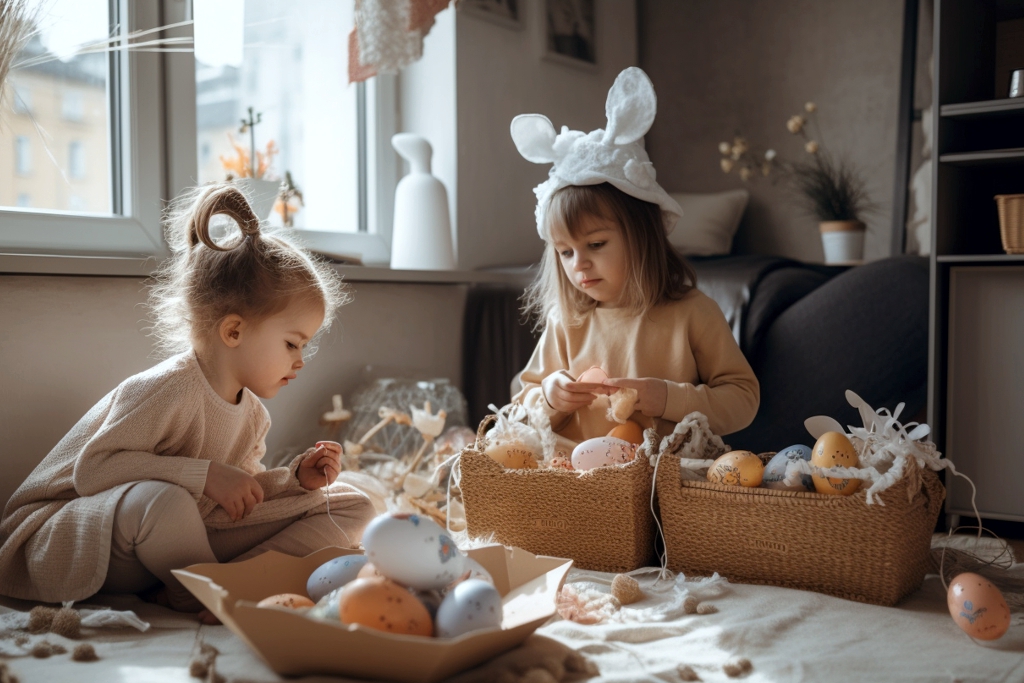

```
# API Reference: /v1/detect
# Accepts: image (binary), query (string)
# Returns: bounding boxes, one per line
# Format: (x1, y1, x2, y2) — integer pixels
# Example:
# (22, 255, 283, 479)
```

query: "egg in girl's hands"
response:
(306, 554, 368, 603)
(571, 436, 636, 471)
(337, 577, 433, 636)
(257, 593, 315, 609)
(947, 572, 1011, 640)
(810, 432, 861, 495)
(362, 513, 466, 590)
(607, 420, 644, 445)
(762, 445, 814, 491)
(707, 451, 764, 487)
(577, 366, 610, 389)
(434, 579, 503, 638)
(483, 441, 539, 469)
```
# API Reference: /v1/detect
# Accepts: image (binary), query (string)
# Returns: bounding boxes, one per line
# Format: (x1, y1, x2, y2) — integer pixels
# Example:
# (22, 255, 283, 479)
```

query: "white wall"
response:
(0, 275, 465, 510)
(456, 0, 639, 270)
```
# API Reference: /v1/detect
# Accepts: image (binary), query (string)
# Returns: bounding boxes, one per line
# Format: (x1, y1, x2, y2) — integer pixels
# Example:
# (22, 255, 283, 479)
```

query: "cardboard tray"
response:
(172, 544, 572, 683)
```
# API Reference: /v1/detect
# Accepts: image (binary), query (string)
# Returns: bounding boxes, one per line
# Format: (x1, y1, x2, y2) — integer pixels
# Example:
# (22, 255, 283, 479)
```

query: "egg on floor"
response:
(707, 451, 764, 487)
(947, 572, 1011, 641)
(338, 577, 434, 637)
(762, 445, 814, 491)
(571, 436, 636, 471)
(306, 554, 368, 603)
(607, 420, 644, 445)
(257, 593, 315, 610)
(434, 578, 503, 638)
(810, 431, 861, 495)
(361, 513, 466, 590)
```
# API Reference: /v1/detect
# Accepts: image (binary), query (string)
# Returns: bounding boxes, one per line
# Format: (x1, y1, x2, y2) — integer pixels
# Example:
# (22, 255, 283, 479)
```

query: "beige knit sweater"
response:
(0, 351, 370, 603)
(513, 289, 760, 443)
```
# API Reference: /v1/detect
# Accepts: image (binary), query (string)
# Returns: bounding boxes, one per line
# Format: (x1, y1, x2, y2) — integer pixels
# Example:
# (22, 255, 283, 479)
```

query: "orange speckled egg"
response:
(810, 432, 861, 495)
(338, 577, 433, 637)
(947, 572, 1011, 641)
(607, 420, 644, 445)
(707, 451, 764, 487)
(256, 593, 315, 609)
(483, 441, 540, 469)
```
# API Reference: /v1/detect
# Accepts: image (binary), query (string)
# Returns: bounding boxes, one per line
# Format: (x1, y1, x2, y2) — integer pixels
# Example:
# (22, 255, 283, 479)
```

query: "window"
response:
(68, 141, 85, 179)
(0, 0, 167, 257)
(14, 136, 31, 175)
(12, 84, 32, 114)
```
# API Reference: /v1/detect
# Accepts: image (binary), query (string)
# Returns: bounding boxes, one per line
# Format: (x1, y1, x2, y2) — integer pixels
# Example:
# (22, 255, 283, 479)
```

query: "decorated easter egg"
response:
(607, 420, 644, 445)
(484, 441, 539, 469)
(762, 445, 814, 491)
(707, 450, 764, 487)
(461, 556, 495, 586)
(571, 436, 636, 471)
(362, 513, 466, 590)
(810, 432, 861, 495)
(307, 586, 344, 622)
(257, 593, 315, 609)
(357, 562, 387, 580)
(434, 579, 503, 638)
(338, 577, 433, 636)
(947, 572, 1011, 640)
(577, 366, 609, 386)
(306, 554, 368, 603)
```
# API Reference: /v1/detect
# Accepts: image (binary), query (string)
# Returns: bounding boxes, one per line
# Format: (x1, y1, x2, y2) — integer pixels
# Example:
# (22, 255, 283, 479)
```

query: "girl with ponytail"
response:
(0, 183, 374, 622)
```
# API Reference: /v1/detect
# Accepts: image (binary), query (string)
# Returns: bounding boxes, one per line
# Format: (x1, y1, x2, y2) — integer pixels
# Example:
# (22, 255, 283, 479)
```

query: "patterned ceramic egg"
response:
(810, 432, 861, 495)
(338, 577, 433, 636)
(256, 593, 315, 609)
(434, 579, 503, 638)
(362, 513, 466, 590)
(762, 445, 814, 491)
(947, 572, 1011, 640)
(484, 441, 540, 469)
(571, 436, 636, 471)
(707, 451, 764, 487)
(607, 420, 644, 445)
(306, 554, 368, 603)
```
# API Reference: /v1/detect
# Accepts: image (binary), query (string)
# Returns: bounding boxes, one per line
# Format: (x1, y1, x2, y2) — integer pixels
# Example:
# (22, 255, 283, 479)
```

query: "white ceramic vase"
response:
(390, 133, 455, 270)
(234, 177, 280, 221)
(820, 220, 866, 265)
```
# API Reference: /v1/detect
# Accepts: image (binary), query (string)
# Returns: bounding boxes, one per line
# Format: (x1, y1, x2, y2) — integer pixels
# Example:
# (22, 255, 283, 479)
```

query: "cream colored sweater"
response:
(0, 351, 369, 603)
(513, 289, 760, 443)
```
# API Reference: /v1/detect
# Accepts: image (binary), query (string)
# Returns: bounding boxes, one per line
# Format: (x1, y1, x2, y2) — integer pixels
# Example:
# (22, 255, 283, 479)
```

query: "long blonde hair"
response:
(147, 183, 349, 357)
(522, 183, 696, 329)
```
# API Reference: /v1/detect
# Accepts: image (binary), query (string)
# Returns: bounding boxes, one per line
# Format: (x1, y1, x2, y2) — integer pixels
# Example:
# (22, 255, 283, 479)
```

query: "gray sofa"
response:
(462, 254, 930, 452)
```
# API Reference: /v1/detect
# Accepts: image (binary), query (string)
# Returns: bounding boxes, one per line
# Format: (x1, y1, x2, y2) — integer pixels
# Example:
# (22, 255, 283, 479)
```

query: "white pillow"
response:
(667, 189, 749, 255)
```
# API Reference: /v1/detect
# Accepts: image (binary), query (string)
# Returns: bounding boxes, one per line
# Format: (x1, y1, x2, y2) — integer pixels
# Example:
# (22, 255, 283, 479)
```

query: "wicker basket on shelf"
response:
(655, 451, 945, 606)
(995, 193, 1024, 254)
(459, 417, 656, 573)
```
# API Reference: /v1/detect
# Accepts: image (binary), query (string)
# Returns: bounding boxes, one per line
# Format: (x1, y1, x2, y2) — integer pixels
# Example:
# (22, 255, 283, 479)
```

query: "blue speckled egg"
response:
(762, 445, 814, 491)
(306, 554, 368, 603)
(434, 579, 503, 638)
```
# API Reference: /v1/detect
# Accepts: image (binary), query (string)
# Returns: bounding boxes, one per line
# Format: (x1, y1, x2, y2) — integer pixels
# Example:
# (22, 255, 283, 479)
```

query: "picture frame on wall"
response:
(459, 0, 523, 31)
(542, 0, 596, 70)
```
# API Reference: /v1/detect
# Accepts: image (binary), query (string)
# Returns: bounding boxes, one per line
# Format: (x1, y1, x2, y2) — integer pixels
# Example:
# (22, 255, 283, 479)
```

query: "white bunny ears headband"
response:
(510, 67, 682, 240)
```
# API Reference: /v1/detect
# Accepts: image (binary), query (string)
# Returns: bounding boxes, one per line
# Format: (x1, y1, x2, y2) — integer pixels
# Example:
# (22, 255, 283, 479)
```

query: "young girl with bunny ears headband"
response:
(512, 67, 760, 445)
(0, 183, 375, 622)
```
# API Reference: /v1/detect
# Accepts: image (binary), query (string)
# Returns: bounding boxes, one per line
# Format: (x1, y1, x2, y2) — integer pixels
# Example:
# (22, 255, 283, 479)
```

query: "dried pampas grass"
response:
(0, 0, 39, 119)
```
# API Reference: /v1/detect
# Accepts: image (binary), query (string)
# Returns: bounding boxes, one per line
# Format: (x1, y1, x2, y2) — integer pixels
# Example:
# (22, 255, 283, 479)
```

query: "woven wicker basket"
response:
(459, 418, 656, 572)
(655, 452, 945, 606)
(995, 194, 1024, 254)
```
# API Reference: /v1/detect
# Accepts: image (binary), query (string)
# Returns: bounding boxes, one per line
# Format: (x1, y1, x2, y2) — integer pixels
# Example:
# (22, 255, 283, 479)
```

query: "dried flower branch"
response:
(0, 0, 39, 123)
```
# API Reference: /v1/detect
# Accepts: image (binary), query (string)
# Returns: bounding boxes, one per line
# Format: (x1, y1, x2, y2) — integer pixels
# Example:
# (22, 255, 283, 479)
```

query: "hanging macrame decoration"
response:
(349, 0, 452, 83)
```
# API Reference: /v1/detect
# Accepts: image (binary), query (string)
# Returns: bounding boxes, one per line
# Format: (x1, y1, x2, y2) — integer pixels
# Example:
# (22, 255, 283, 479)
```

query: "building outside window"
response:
(69, 140, 86, 179)
(12, 84, 32, 115)
(15, 136, 31, 176)
(16, 193, 31, 208)
(61, 90, 84, 122)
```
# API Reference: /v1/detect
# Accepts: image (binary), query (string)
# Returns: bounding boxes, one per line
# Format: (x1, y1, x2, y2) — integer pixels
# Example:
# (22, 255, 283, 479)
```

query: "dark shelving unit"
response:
(932, 0, 1024, 526)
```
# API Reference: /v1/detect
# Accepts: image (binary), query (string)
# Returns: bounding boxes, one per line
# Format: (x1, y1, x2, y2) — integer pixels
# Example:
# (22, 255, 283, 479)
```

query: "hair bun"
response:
(219, 187, 262, 237)
(188, 183, 263, 250)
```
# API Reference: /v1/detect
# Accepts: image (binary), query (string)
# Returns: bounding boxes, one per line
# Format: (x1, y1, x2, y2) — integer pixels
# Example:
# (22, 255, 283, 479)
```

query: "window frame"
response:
(0, 0, 167, 258)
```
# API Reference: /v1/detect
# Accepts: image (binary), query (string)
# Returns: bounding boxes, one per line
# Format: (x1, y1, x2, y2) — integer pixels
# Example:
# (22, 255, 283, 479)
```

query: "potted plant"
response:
(719, 103, 873, 264)
(220, 106, 280, 220)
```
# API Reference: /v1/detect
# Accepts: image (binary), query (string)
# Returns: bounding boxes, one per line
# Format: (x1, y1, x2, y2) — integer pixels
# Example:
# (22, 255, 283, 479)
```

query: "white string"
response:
(647, 448, 673, 583)
(320, 463, 352, 548)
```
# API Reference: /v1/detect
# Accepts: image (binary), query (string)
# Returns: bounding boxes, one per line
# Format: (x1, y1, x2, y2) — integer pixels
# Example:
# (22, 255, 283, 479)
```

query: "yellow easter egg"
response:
(483, 441, 539, 469)
(607, 420, 644, 445)
(810, 431, 861, 495)
(707, 450, 764, 487)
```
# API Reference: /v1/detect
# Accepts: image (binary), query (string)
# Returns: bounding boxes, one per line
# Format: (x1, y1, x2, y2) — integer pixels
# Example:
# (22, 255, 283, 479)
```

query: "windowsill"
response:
(0, 252, 534, 286)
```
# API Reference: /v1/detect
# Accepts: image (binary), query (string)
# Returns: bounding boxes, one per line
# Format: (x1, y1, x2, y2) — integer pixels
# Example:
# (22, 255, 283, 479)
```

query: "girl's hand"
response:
(604, 378, 668, 418)
(541, 372, 608, 414)
(203, 462, 264, 522)
(297, 441, 342, 491)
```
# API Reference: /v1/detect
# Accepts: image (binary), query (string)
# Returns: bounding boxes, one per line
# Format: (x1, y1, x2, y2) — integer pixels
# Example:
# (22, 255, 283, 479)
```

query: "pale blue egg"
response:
(306, 555, 368, 603)
(762, 445, 814, 491)
(434, 579, 503, 638)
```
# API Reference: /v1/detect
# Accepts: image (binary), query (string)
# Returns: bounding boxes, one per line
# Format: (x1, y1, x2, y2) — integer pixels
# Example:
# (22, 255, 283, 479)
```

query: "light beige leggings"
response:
(100, 481, 373, 611)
